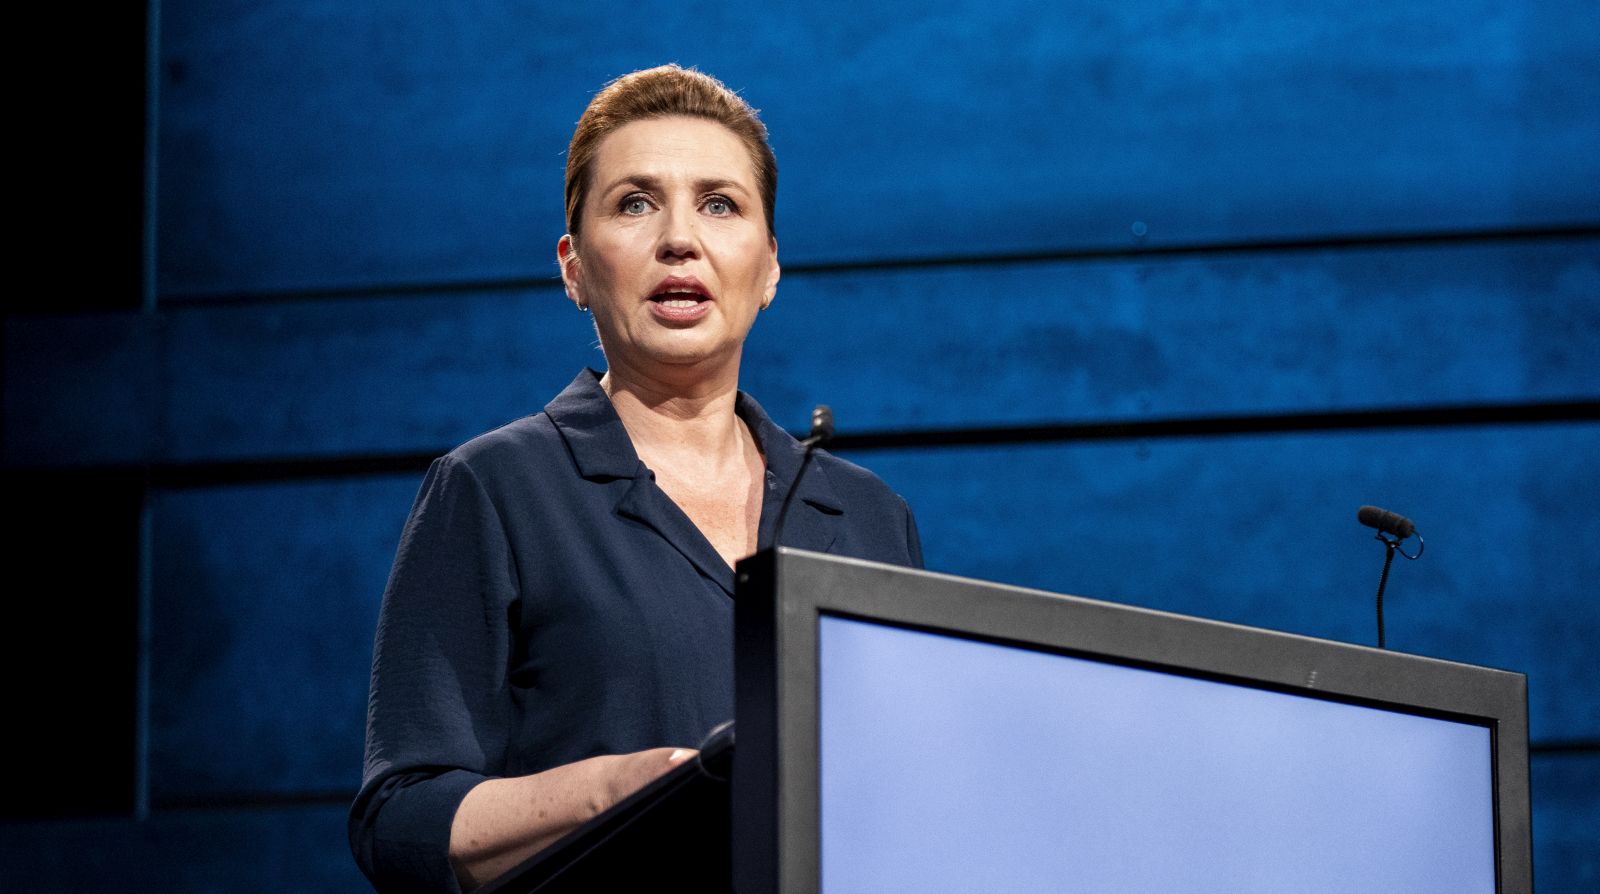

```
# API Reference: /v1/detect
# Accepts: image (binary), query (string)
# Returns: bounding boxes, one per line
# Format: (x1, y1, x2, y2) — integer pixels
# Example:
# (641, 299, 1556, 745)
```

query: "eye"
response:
(703, 195, 736, 216)
(619, 193, 653, 215)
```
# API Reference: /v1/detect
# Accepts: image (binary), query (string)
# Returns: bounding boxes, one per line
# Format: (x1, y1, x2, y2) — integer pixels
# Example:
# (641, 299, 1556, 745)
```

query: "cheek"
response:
(577, 251, 633, 305)
(729, 237, 774, 282)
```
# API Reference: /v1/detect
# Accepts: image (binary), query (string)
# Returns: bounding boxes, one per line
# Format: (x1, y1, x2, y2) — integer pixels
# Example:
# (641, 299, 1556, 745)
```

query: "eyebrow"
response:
(598, 175, 752, 197)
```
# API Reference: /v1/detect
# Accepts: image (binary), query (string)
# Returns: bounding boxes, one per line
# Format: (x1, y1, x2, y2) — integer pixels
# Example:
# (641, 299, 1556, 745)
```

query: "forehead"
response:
(589, 115, 758, 190)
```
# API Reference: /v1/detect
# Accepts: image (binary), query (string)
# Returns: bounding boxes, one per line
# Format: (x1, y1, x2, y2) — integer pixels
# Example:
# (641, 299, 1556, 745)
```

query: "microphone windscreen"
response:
(1358, 505, 1416, 539)
(810, 405, 835, 442)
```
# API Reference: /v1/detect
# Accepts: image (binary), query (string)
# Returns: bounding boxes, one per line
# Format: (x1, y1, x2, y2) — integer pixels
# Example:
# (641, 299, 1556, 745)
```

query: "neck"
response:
(601, 361, 748, 463)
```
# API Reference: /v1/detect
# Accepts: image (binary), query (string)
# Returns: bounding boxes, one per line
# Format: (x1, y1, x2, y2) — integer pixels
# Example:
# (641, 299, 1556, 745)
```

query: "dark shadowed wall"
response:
(4, 1, 1596, 890)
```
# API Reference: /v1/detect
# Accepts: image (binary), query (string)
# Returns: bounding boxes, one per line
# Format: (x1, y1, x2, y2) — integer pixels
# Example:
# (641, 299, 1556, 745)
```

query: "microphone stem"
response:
(771, 438, 820, 549)
(1374, 536, 1398, 650)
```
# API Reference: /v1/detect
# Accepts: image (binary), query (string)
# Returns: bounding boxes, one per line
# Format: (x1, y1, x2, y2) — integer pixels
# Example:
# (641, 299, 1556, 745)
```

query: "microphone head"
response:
(1358, 505, 1415, 539)
(809, 405, 835, 443)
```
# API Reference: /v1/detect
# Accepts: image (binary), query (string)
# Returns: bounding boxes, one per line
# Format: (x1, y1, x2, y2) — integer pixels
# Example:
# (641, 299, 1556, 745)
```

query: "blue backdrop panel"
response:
(742, 238, 1600, 433)
(156, 0, 1600, 297)
(0, 804, 364, 893)
(842, 423, 1600, 743)
(146, 474, 420, 803)
(155, 287, 598, 464)
(9, 239, 1594, 467)
(1530, 753, 1600, 889)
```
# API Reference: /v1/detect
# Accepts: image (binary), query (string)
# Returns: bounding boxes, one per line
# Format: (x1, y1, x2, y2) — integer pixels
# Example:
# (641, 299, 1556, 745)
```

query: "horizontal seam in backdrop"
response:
(150, 223, 1600, 309)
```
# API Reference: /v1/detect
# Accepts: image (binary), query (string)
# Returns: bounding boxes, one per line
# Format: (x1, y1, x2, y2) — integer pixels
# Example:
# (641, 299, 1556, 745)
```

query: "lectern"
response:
(734, 549, 1531, 894)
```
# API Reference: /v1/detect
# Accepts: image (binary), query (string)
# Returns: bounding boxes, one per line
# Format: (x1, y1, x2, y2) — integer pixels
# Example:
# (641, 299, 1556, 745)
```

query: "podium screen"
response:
(817, 614, 1496, 894)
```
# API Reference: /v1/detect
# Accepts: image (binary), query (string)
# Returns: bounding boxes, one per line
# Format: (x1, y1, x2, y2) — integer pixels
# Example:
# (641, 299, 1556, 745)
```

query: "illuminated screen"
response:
(818, 614, 1496, 894)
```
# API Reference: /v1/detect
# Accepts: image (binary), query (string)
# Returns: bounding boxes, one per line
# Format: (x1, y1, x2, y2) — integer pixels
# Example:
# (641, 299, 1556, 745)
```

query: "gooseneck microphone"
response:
(771, 405, 833, 549)
(1358, 505, 1424, 649)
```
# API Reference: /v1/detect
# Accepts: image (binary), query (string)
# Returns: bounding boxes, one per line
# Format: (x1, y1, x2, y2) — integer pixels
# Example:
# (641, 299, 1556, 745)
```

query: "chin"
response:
(642, 340, 743, 374)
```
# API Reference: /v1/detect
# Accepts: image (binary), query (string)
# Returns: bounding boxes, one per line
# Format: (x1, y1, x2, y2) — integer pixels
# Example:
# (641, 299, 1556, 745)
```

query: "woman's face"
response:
(560, 115, 780, 385)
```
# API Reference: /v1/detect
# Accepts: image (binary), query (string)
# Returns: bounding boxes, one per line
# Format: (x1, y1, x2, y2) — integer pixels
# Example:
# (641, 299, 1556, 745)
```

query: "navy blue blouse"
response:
(349, 370, 922, 892)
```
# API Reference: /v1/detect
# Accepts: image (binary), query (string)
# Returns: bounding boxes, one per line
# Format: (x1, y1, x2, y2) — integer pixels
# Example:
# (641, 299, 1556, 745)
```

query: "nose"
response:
(656, 204, 700, 262)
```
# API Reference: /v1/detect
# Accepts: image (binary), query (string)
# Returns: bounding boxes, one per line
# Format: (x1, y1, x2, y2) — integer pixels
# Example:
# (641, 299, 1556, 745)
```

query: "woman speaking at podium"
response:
(349, 65, 922, 892)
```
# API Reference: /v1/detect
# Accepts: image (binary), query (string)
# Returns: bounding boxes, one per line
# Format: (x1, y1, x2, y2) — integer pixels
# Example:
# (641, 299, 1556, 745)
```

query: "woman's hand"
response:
(449, 747, 696, 890)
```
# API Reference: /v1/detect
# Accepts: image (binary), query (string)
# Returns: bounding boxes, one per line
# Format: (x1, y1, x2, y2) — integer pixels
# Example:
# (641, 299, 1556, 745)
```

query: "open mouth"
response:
(646, 276, 714, 323)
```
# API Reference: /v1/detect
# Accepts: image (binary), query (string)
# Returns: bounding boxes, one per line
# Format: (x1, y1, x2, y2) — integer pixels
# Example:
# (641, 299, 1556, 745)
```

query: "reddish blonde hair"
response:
(564, 65, 777, 240)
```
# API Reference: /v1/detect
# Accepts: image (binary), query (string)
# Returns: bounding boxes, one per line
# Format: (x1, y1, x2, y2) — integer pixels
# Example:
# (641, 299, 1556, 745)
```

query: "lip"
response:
(646, 276, 714, 325)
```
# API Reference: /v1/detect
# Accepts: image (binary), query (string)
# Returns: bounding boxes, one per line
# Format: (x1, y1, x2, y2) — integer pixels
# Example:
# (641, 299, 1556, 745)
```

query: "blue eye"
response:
(621, 195, 651, 215)
(704, 196, 735, 216)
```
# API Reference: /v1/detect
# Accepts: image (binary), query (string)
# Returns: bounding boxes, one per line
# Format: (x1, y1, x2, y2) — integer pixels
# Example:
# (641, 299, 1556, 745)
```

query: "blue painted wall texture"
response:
(3, 1, 1596, 890)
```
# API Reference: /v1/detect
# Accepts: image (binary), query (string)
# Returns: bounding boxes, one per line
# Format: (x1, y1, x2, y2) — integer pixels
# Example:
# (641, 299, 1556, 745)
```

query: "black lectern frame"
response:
(733, 548, 1532, 894)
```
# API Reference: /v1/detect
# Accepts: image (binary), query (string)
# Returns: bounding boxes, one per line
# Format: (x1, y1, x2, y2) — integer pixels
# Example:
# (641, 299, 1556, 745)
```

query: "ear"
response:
(762, 235, 781, 308)
(557, 234, 585, 309)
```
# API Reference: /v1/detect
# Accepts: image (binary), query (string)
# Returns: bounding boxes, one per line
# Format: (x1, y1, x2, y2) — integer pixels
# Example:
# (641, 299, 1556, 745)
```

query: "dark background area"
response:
(3, 2, 1596, 890)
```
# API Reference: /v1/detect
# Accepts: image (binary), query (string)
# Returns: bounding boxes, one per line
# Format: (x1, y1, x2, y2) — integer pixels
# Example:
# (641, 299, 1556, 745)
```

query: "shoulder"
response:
(812, 450, 911, 514)
(809, 448, 923, 568)
(441, 368, 610, 479)
(445, 412, 566, 475)
(410, 413, 573, 525)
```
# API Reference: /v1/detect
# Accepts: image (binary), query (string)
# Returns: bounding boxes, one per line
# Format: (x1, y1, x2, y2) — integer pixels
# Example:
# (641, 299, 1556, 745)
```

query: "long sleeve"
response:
(903, 496, 925, 570)
(349, 455, 520, 893)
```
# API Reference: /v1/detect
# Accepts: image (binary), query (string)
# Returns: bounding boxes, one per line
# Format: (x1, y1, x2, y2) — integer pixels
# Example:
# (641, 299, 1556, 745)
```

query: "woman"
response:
(349, 65, 922, 893)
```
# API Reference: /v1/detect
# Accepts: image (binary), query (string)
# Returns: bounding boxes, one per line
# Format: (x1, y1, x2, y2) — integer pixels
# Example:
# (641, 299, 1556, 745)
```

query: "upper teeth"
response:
(657, 289, 701, 307)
